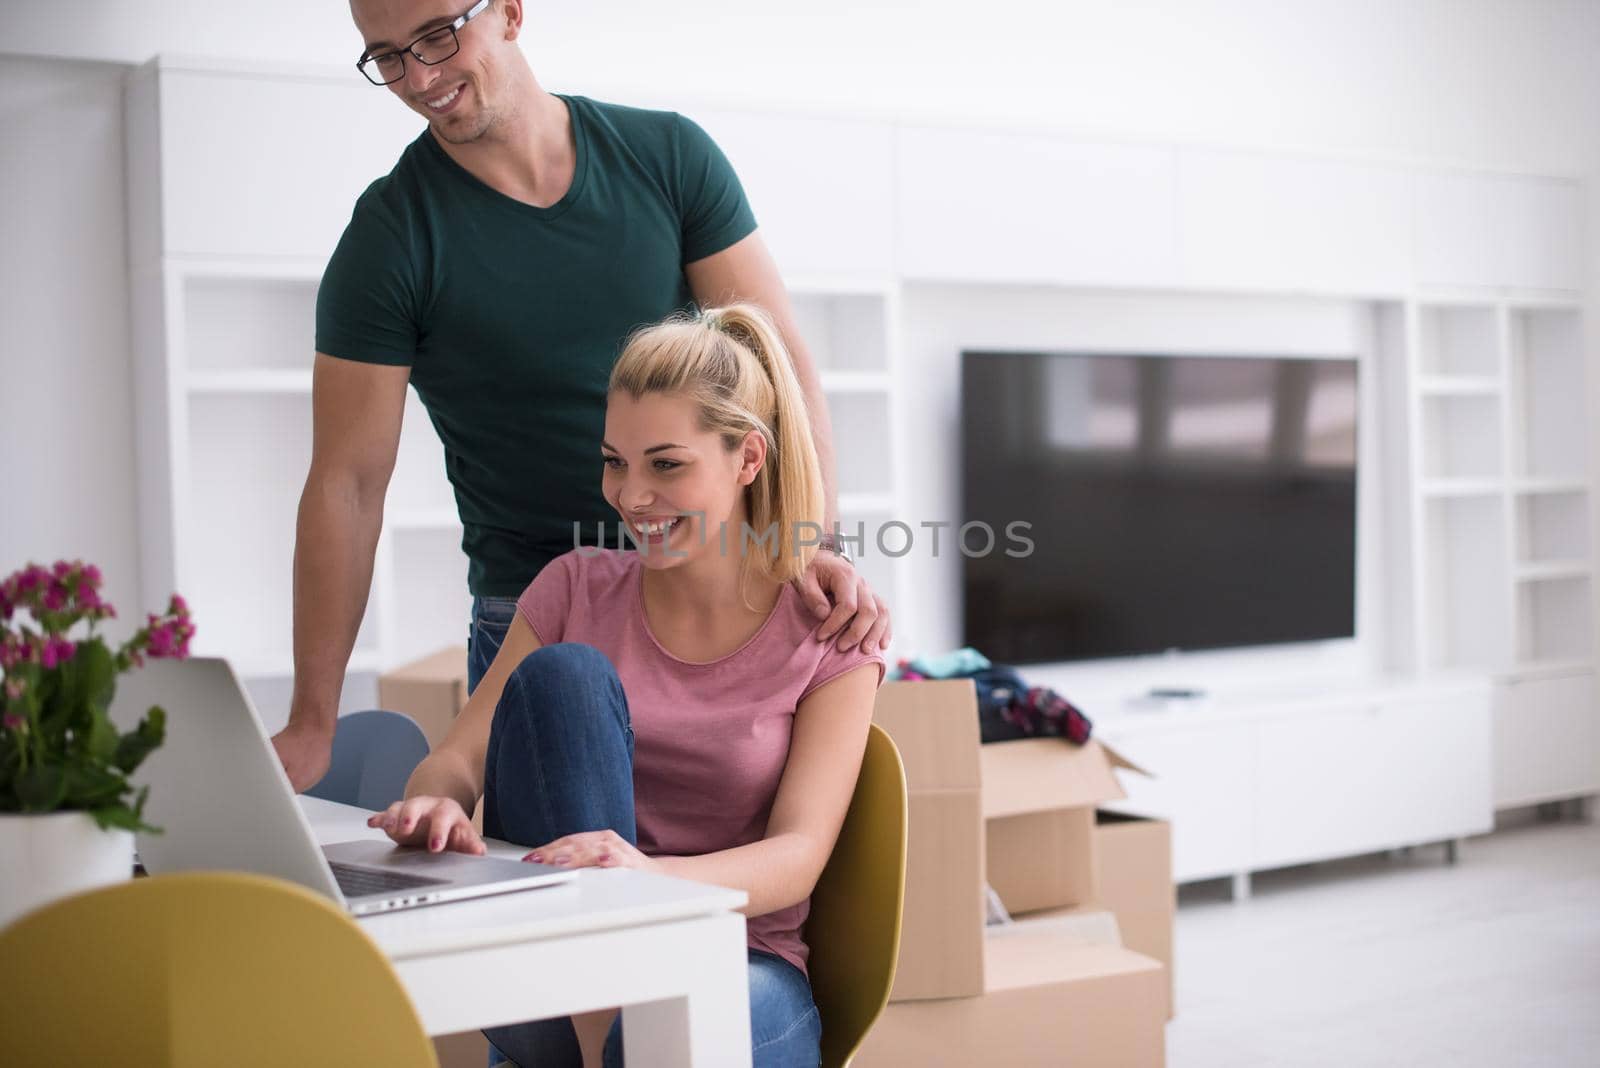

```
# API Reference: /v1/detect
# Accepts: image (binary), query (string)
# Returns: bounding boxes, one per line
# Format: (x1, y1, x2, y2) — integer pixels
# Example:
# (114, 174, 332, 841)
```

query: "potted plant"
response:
(0, 560, 194, 928)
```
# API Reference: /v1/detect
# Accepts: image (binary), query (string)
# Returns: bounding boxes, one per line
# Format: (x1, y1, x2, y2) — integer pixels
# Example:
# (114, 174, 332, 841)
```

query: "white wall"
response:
(3, 0, 1598, 669)
(8, 1, 1600, 175)
(0, 57, 144, 640)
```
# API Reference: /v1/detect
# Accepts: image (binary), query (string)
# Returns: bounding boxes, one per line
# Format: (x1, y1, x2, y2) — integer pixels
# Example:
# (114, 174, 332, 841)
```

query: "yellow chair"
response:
(806, 722, 909, 1068)
(0, 870, 437, 1067)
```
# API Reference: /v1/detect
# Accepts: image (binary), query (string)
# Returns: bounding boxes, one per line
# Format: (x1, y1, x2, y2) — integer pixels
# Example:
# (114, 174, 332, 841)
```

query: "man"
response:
(271, 0, 891, 791)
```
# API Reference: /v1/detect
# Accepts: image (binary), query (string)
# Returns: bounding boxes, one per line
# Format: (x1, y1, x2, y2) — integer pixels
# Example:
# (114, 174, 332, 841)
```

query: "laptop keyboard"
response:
(329, 861, 449, 899)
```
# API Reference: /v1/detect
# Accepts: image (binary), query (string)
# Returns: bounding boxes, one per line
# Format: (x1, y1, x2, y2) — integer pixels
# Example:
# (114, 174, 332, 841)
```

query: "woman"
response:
(369, 303, 886, 1067)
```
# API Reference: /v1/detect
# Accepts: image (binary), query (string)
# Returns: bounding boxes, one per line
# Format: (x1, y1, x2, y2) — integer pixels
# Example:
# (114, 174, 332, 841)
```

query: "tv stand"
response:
(1093, 671, 1493, 897)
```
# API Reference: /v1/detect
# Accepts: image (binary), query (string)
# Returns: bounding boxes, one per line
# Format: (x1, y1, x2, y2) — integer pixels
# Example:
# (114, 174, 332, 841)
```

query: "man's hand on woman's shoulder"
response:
(795, 551, 890, 656)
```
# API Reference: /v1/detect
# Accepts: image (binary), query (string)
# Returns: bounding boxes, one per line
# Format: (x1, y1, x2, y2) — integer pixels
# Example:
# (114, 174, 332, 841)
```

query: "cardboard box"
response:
(376, 645, 471, 750)
(982, 738, 1147, 915)
(855, 920, 1167, 1066)
(870, 680, 987, 1002)
(998, 902, 1123, 947)
(1095, 811, 1176, 1020)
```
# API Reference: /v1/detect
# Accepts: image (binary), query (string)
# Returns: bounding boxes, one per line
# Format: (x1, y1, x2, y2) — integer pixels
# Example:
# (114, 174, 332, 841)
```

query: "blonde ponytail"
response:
(609, 303, 826, 591)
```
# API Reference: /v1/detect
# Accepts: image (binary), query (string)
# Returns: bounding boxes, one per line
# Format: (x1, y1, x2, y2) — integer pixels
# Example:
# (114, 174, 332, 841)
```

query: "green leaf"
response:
(114, 705, 166, 774)
(62, 762, 126, 808)
(89, 803, 159, 834)
(80, 639, 117, 713)
(15, 764, 67, 811)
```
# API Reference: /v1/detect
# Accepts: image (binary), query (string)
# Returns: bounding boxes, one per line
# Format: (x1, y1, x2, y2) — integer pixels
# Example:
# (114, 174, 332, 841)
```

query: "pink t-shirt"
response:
(514, 548, 886, 976)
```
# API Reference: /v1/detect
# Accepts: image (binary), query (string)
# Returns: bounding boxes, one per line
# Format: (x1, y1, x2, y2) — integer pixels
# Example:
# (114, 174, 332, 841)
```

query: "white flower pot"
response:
(0, 810, 135, 930)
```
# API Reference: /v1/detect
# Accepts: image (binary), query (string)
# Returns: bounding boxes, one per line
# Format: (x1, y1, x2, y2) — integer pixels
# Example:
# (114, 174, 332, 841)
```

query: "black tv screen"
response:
(961, 351, 1358, 664)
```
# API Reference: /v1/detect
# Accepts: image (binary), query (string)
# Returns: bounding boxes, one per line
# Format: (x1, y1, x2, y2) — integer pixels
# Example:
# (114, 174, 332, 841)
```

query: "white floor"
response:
(1166, 808, 1600, 1068)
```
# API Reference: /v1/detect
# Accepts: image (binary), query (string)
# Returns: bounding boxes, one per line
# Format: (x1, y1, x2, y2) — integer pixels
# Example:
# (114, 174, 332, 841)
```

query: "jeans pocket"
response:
(473, 597, 519, 643)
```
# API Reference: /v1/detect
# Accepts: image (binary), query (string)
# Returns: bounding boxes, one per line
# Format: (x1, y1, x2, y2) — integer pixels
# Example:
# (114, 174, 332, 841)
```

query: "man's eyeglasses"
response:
(357, 0, 490, 86)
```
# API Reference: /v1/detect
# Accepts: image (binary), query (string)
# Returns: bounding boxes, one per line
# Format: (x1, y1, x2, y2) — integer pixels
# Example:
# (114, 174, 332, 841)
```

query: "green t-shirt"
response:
(315, 95, 758, 597)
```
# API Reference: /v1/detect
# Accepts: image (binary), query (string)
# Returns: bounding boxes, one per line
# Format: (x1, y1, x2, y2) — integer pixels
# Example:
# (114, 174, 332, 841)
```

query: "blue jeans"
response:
(467, 597, 821, 1068)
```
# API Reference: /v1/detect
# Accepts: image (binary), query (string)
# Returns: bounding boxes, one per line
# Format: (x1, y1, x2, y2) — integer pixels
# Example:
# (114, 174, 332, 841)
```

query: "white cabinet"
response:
(1099, 721, 1255, 884)
(1413, 170, 1585, 292)
(1102, 678, 1493, 886)
(1493, 671, 1600, 806)
(893, 125, 1178, 287)
(1253, 692, 1491, 870)
(153, 65, 421, 260)
(690, 109, 894, 282)
(1176, 150, 1413, 295)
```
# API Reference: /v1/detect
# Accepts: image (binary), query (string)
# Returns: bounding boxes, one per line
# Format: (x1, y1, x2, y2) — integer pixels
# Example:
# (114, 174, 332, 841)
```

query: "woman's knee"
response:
(511, 642, 618, 688)
(494, 643, 630, 751)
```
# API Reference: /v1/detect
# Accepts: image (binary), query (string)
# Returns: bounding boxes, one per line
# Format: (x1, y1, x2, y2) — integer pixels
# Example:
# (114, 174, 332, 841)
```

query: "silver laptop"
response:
(109, 657, 576, 915)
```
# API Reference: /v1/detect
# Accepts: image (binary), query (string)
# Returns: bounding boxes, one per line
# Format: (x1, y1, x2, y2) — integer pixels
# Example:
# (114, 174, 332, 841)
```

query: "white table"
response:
(299, 796, 753, 1067)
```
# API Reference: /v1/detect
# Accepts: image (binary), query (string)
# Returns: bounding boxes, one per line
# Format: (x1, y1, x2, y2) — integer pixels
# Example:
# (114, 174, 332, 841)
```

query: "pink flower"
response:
(1, 712, 23, 731)
(3, 676, 23, 701)
(42, 583, 68, 613)
(146, 624, 176, 659)
(169, 593, 189, 616)
(40, 635, 77, 669)
(51, 561, 73, 581)
(82, 564, 103, 588)
(1, 635, 33, 669)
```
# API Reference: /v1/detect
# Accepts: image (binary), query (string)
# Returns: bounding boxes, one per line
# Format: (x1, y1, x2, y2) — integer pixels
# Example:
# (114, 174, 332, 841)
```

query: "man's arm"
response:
(685, 231, 839, 528)
(272, 352, 410, 792)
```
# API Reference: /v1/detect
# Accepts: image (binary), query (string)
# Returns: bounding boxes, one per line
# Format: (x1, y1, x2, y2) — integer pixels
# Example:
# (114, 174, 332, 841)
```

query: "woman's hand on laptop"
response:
(367, 796, 487, 855)
(523, 829, 655, 872)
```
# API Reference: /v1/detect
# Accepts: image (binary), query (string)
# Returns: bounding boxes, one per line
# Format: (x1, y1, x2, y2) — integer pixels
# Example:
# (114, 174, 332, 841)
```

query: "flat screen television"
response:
(961, 350, 1359, 664)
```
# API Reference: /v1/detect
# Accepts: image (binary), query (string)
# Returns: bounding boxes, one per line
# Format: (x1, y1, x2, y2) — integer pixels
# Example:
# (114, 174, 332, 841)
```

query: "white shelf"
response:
(169, 253, 327, 283)
(1421, 479, 1504, 498)
(1507, 659, 1596, 680)
(1417, 375, 1500, 396)
(1514, 561, 1592, 582)
(786, 274, 895, 297)
(820, 370, 893, 393)
(838, 492, 897, 515)
(1514, 477, 1589, 495)
(188, 369, 313, 394)
(387, 508, 462, 532)
(228, 649, 386, 680)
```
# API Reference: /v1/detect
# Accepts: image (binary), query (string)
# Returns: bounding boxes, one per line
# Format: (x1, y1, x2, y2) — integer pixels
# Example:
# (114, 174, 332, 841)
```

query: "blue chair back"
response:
(304, 709, 430, 810)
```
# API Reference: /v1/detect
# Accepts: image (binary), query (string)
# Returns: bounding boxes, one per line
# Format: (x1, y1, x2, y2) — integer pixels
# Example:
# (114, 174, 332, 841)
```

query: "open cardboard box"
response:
(870, 679, 987, 1001)
(854, 908, 1166, 1067)
(983, 736, 1150, 914)
(1093, 811, 1176, 1019)
(870, 681, 1155, 1002)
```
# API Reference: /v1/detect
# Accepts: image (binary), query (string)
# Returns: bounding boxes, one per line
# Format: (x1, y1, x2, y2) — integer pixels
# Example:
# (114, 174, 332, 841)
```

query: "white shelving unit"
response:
(125, 253, 472, 717)
(1399, 295, 1598, 807)
(125, 60, 910, 723)
(793, 284, 907, 624)
(125, 55, 1594, 813)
